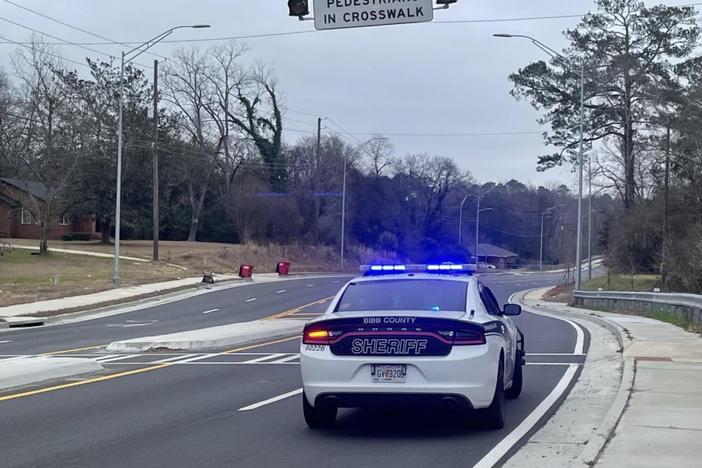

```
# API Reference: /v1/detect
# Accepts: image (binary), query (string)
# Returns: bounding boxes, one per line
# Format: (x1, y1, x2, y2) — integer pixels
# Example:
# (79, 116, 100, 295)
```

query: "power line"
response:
(0, 15, 151, 69)
(0, 0, 166, 59)
(0, 34, 90, 69)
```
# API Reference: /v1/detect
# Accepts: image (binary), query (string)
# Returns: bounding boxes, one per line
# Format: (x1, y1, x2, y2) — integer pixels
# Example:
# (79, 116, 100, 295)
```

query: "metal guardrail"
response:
(574, 290, 702, 310)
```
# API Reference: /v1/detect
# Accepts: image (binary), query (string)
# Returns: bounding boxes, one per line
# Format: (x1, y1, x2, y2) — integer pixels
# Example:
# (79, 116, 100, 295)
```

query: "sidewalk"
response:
(12, 244, 148, 262)
(523, 288, 702, 468)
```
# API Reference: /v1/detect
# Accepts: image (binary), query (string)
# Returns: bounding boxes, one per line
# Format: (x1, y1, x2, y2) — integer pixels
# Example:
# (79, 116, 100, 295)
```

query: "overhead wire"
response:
(0, 0, 166, 60)
(0, 15, 152, 69)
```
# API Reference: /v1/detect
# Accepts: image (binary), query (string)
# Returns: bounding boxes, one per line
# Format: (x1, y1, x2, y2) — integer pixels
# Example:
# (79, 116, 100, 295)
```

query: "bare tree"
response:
(0, 39, 82, 255)
(363, 134, 394, 177)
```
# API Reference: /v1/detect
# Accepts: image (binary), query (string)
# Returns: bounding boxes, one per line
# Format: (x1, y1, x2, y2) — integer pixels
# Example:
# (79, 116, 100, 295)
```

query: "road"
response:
(0, 271, 586, 468)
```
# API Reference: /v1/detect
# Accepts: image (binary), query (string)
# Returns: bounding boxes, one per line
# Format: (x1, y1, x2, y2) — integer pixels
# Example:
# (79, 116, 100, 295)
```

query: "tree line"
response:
(2, 0, 700, 293)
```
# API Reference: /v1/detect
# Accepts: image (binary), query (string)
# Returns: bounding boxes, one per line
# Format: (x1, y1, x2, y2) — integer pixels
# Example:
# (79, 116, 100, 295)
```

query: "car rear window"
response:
(335, 279, 467, 313)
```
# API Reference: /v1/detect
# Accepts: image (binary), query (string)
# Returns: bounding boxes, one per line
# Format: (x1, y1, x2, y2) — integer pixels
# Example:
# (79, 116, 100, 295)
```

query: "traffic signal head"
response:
(288, 0, 309, 17)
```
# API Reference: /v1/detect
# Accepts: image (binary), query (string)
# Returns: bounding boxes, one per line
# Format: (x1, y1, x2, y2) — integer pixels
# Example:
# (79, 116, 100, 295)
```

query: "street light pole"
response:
(475, 196, 480, 266)
(112, 24, 210, 287)
(339, 137, 387, 269)
(494, 33, 586, 289)
(458, 194, 469, 245)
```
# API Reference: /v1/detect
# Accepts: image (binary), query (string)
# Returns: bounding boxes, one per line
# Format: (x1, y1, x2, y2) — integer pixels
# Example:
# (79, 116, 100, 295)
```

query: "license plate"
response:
(371, 364, 406, 383)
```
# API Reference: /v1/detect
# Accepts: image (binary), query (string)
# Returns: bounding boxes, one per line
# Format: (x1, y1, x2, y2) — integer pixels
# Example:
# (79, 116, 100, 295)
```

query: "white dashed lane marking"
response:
(245, 298, 257, 303)
(276, 290, 287, 294)
(202, 308, 220, 314)
(238, 388, 303, 412)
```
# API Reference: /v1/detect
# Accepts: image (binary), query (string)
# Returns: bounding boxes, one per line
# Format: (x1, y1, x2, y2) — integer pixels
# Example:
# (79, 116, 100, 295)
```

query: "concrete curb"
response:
(514, 288, 636, 468)
(0, 356, 105, 392)
(105, 319, 304, 352)
(574, 359, 635, 467)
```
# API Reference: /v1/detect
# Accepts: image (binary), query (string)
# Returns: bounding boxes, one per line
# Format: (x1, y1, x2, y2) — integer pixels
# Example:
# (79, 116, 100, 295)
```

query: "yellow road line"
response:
(41, 344, 106, 356)
(1, 336, 302, 403)
(264, 296, 333, 321)
(0, 364, 172, 402)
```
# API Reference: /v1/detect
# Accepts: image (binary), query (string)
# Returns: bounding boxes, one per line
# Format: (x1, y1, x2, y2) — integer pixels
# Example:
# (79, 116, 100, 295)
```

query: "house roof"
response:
(477, 243, 519, 258)
(0, 178, 48, 201)
(0, 191, 19, 207)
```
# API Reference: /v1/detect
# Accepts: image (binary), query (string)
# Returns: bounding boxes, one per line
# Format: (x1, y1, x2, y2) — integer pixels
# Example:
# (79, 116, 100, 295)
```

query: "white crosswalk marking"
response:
(241, 353, 287, 364)
(97, 354, 142, 363)
(152, 354, 198, 363)
(176, 353, 219, 363)
(269, 354, 300, 364)
(93, 355, 120, 362)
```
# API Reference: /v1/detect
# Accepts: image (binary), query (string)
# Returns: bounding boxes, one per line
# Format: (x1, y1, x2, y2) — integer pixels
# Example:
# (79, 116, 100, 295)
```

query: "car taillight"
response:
(302, 327, 342, 345)
(453, 329, 486, 345)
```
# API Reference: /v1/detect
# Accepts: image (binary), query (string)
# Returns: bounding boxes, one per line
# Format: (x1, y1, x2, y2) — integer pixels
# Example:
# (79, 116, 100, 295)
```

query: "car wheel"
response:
(478, 358, 506, 429)
(505, 356, 523, 399)
(303, 392, 337, 429)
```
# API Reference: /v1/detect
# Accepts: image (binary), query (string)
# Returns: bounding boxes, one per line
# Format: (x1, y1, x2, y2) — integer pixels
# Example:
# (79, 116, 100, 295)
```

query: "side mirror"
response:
(503, 304, 521, 316)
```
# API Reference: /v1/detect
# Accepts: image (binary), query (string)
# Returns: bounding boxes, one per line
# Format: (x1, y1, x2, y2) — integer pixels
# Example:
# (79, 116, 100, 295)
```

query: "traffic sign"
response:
(313, 0, 434, 31)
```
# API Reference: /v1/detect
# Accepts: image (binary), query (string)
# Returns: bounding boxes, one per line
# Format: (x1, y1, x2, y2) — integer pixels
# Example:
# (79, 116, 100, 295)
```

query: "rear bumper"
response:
(301, 338, 502, 410)
(314, 392, 473, 410)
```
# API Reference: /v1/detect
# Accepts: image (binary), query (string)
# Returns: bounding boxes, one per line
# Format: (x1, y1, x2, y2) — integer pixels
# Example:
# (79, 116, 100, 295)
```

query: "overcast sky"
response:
(0, 0, 688, 188)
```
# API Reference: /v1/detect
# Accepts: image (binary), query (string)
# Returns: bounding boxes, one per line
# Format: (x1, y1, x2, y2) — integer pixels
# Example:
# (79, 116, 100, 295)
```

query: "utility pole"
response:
(152, 59, 159, 262)
(588, 155, 592, 280)
(660, 123, 671, 290)
(314, 117, 322, 244)
(475, 196, 481, 267)
(458, 194, 469, 245)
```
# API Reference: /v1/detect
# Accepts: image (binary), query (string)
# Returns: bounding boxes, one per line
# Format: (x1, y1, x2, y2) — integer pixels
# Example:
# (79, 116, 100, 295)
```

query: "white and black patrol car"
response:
(300, 264, 525, 429)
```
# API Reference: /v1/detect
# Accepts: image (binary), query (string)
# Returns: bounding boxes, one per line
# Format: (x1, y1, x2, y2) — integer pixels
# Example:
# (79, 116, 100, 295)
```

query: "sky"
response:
(0, 0, 691, 188)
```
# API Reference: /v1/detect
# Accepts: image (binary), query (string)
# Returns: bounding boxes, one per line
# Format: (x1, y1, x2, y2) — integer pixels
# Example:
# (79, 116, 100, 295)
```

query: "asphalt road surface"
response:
(0, 271, 587, 468)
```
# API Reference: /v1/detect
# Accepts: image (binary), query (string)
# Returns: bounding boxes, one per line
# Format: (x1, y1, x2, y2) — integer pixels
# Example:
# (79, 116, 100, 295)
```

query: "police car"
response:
(300, 264, 525, 429)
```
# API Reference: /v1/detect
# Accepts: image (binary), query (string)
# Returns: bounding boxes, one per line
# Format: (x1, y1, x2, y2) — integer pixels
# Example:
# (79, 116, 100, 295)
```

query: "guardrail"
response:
(573, 290, 702, 329)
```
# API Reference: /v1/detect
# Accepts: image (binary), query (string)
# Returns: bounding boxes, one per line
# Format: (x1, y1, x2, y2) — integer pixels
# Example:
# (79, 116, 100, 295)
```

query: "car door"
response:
(479, 284, 515, 379)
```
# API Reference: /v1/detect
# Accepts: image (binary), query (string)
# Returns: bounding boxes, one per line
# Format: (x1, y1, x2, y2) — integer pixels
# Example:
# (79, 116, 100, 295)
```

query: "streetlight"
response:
(540, 204, 563, 271)
(494, 33, 586, 290)
(340, 137, 388, 269)
(458, 194, 469, 245)
(112, 24, 210, 287)
(475, 200, 493, 268)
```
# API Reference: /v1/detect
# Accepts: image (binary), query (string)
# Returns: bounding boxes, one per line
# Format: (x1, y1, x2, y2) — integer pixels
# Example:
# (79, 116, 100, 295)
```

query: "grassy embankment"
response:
(544, 273, 698, 332)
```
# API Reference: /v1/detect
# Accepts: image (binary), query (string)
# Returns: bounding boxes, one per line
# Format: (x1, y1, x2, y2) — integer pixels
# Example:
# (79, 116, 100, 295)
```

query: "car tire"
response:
(479, 358, 506, 429)
(505, 356, 523, 399)
(303, 392, 337, 429)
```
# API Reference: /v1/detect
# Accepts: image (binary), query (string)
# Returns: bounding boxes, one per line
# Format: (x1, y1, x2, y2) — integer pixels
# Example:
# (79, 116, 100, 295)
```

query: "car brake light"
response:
(453, 329, 486, 345)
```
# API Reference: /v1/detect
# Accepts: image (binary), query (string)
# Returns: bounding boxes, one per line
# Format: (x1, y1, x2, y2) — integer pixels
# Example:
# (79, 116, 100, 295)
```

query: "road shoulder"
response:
(505, 287, 702, 468)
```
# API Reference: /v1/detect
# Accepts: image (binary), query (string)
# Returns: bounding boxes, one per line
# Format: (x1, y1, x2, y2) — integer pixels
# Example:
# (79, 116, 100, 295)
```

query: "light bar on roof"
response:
(361, 264, 473, 275)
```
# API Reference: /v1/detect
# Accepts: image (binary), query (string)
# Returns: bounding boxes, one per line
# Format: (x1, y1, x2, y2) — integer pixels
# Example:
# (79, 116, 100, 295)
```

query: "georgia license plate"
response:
(371, 364, 407, 383)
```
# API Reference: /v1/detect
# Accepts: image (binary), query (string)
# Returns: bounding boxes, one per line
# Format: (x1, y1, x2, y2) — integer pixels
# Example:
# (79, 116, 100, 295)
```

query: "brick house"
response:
(0, 178, 98, 240)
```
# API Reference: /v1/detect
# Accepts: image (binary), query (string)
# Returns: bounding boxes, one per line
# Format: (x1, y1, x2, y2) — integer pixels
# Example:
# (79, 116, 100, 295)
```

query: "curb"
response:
(574, 358, 635, 467)
(514, 288, 636, 468)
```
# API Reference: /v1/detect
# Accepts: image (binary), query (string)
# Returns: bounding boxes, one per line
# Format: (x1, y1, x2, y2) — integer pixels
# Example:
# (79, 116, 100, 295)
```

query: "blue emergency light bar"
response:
(361, 264, 474, 276)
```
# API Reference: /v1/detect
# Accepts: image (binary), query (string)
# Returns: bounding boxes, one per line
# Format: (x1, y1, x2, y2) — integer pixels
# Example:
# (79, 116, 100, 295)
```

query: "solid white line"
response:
(269, 353, 300, 364)
(276, 290, 287, 294)
(473, 364, 579, 468)
(508, 291, 585, 354)
(152, 354, 198, 363)
(526, 353, 586, 356)
(245, 298, 257, 303)
(238, 388, 303, 411)
(525, 362, 581, 366)
(97, 354, 141, 363)
(241, 353, 287, 364)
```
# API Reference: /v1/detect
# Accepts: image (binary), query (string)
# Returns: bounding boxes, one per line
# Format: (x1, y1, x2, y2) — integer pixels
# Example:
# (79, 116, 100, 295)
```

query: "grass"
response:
(580, 273, 660, 292)
(7, 239, 353, 274)
(0, 249, 186, 306)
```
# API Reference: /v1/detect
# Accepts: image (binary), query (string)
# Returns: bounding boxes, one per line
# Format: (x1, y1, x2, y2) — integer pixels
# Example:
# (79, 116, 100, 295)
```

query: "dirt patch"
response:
(542, 283, 574, 303)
